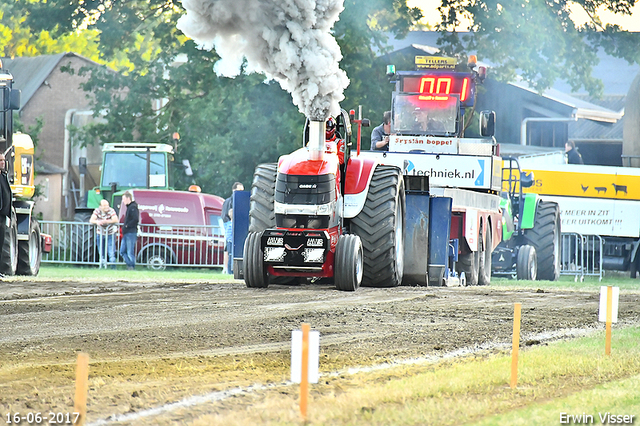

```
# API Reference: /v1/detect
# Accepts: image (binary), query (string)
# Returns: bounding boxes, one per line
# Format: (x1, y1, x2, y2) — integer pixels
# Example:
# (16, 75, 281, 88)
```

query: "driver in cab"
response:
(413, 107, 445, 132)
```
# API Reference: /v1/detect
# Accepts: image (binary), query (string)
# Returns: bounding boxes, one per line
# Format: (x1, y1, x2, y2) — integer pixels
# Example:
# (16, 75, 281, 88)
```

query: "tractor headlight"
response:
(302, 248, 324, 263)
(264, 247, 286, 262)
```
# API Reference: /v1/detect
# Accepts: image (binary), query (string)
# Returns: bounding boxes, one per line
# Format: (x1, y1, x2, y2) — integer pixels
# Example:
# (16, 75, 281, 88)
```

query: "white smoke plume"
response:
(177, 0, 350, 121)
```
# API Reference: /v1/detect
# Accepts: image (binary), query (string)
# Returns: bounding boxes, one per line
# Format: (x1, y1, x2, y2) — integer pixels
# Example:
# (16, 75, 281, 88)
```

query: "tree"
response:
(70, 0, 423, 197)
(436, 0, 640, 96)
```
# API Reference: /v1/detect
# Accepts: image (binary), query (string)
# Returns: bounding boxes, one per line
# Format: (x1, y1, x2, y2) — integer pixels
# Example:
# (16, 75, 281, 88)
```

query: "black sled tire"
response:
(478, 222, 492, 286)
(458, 248, 479, 286)
(244, 232, 268, 288)
(334, 234, 363, 292)
(17, 217, 41, 276)
(516, 244, 537, 281)
(350, 165, 404, 287)
(248, 163, 278, 233)
(0, 211, 18, 276)
(525, 201, 561, 281)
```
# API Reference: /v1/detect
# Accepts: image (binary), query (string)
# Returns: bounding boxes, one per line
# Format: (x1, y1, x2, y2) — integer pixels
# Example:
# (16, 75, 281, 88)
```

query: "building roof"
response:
(508, 81, 623, 123)
(0, 52, 100, 112)
(568, 95, 626, 141)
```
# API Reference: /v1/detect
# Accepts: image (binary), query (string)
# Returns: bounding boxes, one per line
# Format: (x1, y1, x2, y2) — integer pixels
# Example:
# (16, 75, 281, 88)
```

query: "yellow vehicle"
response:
(519, 159, 640, 277)
(0, 60, 50, 275)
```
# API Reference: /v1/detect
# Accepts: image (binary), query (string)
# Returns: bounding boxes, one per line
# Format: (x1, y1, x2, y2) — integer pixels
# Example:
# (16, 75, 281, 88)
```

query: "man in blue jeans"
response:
(120, 191, 139, 270)
(90, 199, 118, 269)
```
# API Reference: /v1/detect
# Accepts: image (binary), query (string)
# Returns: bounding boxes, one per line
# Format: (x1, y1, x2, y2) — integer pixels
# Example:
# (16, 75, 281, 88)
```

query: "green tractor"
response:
(70, 142, 183, 262)
(492, 156, 561, 280)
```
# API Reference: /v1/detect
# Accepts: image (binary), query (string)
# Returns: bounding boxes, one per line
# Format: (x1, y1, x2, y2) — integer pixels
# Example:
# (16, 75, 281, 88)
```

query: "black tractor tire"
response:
(516, 244, 537, 280)
(248, 163, 278, 233)
(478, 222, 492, 286)
(524, 201, 561, 281)
(334, 234, 363, 292)
(350, 165, 405, 287)
(0, 211, 18, 276)
(244, 231, 268, 288)
(70, 211, 96, 263)
(458, 247, 479, 286)
(17, 217, 41, 276)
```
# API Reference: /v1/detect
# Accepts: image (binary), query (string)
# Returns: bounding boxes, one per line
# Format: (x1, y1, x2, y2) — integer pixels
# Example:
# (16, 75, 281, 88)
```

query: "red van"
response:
(119, 189, 225, 269)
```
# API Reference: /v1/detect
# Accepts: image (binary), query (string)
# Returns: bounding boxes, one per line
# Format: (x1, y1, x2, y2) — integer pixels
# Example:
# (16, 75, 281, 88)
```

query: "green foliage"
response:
(435, 0, 639, 96)
(66, 0, 422, 198)
(0, 1, 102, 59)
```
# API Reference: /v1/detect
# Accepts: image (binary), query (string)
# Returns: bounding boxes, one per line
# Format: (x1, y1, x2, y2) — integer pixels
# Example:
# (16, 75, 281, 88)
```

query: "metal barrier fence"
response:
(41, 221, 225, 269)
(561, 232, 604, 282)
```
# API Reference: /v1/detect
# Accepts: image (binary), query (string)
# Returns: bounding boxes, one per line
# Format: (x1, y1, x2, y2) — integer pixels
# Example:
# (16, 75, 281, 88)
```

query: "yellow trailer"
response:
(518, 162, 640, 275)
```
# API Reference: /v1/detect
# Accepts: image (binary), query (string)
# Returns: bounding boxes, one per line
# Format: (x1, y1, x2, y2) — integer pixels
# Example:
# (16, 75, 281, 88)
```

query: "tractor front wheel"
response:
(17, 218, 41, 276)
(516, 245, 537, 280)
(244, 232, 268, 288)
(478, 223, 493, 286)
(525, 201, 561, 281)
(334, 234, 363, 292)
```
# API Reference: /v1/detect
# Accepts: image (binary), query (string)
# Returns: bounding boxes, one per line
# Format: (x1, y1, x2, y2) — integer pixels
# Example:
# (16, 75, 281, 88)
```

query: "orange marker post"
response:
(606, 286, 612, 356)
(74, 352, 90, 426)
(300, 323, 310, 421)
(510, 303, 522, 389)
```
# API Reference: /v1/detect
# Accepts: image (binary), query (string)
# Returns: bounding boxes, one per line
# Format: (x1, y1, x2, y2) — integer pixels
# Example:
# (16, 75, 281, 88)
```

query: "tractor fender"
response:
(343, 156, 378, 218)
(520, 193, 539, 230)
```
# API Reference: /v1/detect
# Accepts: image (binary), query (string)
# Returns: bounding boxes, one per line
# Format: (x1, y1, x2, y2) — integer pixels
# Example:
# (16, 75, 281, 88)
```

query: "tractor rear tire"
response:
(334, 234, 363, 292)
(516, 244, 537, 280)
(244, 231, 268, 288)
(248, 163, 277, 233)
(70, 211, 95, 263)
(478, 222, 492, 286)
(525, 201, 561, 281)
(0, 211, 18, 276)
(350, 165, 404, 287)
(17, 218, 41, 276)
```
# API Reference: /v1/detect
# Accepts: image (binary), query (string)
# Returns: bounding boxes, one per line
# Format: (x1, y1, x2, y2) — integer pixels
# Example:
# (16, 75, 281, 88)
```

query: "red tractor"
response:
(243, 109, 405, 291)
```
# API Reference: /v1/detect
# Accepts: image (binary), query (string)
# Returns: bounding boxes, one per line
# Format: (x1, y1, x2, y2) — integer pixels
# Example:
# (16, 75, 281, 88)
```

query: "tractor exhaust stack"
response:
(308, 120, 325, 161)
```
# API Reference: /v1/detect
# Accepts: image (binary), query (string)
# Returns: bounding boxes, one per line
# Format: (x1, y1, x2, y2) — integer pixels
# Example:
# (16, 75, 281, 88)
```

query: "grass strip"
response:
(191, 326, 640, 426)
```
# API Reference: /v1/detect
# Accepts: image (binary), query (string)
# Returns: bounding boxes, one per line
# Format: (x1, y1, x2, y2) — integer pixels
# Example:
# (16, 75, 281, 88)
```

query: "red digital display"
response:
(402, 74, 474, 105)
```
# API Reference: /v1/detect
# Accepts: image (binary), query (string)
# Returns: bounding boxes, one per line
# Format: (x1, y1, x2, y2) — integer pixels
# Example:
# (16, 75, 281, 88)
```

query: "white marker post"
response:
(599, 286, 619, 356)
(291, 323, 320, 421)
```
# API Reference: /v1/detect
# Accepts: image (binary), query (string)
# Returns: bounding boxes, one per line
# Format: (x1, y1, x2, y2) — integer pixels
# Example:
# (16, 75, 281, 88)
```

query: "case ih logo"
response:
(299, 183, 317, 189)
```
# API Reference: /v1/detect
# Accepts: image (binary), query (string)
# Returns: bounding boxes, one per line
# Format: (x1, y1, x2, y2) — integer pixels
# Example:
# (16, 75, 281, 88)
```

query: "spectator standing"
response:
(371, 111, 392, 151)
(0, 153, 12, 273)
(90, 199, 118, 269)
(222, 181, 244, 274)
(120, 191, 139, 270)
(565, 141, 584, 164)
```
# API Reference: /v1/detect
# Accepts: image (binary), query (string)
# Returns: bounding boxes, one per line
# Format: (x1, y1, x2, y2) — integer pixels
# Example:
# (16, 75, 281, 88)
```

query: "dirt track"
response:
(2, 278, 640, 425)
